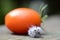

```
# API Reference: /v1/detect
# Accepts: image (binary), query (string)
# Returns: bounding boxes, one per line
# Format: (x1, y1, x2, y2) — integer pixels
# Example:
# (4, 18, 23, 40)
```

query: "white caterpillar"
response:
(28, 25, 45, 38)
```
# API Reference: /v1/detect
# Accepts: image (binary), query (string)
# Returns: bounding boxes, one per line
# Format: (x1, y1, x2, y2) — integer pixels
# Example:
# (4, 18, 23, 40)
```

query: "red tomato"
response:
(5, 8, 41, 34)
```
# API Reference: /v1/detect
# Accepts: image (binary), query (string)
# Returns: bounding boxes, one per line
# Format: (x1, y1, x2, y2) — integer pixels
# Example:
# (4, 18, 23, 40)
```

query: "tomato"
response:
(5, 8, 41, 34)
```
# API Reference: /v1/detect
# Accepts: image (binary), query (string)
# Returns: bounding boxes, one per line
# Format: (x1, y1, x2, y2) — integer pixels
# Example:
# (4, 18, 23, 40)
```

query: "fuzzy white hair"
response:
(28, 25, 45, 38)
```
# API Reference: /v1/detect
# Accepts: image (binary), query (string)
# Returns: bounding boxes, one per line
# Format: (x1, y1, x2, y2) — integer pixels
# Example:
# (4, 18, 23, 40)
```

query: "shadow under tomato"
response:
(11, 33, 28, 36)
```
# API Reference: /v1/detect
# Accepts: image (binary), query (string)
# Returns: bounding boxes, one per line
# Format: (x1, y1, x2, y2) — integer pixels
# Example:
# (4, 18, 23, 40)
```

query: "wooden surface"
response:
(0, 15, 60, 40)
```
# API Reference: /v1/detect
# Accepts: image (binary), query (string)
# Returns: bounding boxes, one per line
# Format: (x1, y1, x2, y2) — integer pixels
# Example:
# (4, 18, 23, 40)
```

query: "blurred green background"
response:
(0, 0, 31, 25)
(0, 0, 60, 25)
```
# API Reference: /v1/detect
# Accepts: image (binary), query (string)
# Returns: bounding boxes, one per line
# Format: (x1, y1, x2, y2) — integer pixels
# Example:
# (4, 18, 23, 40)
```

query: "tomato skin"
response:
(5, 8, 41, 34)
